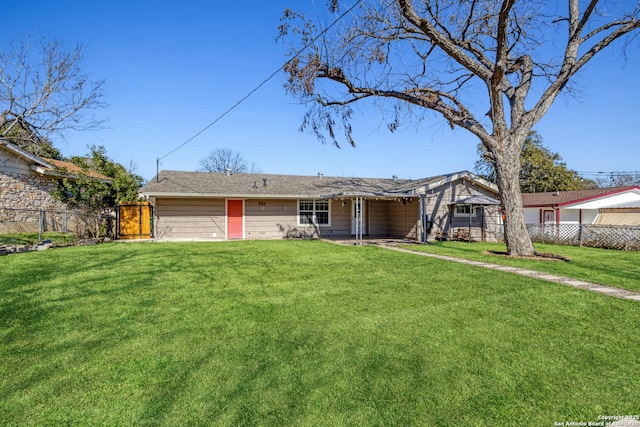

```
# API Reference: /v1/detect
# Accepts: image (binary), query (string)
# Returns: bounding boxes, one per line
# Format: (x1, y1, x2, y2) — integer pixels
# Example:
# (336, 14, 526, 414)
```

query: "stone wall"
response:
(0, 171, 69, 221)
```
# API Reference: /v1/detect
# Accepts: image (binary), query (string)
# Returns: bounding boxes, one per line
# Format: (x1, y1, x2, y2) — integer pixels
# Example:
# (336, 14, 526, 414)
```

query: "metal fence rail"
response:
(0, 207, 107, 246)
(498, 224, 640, 251)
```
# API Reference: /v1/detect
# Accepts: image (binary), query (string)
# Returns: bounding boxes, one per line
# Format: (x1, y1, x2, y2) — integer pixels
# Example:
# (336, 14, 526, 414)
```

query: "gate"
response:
(118, 202, 153, 239)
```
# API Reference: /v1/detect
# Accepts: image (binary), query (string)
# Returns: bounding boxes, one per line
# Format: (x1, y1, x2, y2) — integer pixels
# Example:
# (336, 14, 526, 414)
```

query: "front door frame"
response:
(226, 199, 244, 239)
(543, 209, 555, 224)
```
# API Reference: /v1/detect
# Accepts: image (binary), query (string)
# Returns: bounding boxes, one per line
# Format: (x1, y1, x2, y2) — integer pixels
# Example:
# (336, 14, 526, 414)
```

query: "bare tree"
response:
(0, 37, 106, 155)
(199, 148, 262, 174)
(597, 172, 640, 188)
(280, 0, 640, 256)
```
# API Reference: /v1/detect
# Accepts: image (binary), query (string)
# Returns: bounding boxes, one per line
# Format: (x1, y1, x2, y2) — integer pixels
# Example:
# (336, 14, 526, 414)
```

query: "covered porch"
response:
(323, 191, 435, 245)
(442, 195, 501, 242)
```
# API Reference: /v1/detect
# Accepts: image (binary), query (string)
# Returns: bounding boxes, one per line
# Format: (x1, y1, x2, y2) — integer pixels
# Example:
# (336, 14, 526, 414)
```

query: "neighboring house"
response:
(139, 169, 500, 242)
(521, 187, 640, 226)
(0, 139, 110, 220)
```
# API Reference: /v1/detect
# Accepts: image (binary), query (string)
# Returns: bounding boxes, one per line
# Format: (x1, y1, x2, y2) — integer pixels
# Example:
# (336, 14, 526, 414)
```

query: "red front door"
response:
(227, 200, 243, 239)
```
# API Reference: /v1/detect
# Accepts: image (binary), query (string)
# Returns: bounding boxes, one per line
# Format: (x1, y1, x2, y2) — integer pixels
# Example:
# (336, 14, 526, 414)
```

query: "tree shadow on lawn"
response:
(486, 250, 571, 262)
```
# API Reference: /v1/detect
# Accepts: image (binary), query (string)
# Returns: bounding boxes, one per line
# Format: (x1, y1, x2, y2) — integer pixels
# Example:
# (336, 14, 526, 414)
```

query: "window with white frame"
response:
(298, 199, 330, 226)
(454, 204, 476, 217)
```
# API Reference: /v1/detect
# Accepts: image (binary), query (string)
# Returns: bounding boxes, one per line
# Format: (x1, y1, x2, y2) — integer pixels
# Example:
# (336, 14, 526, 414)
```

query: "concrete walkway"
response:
(325, 238, 640, 303)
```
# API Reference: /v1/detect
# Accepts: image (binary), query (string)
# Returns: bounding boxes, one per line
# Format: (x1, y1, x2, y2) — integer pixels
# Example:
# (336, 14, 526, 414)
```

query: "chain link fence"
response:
(0, 207, 113, 247)
(498, 223, 640, 251)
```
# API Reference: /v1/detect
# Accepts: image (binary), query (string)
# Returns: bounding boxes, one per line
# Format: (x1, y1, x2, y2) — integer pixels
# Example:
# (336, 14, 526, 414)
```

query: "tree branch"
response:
(0, 37, 107, 149)
(396, 0, 493, 81)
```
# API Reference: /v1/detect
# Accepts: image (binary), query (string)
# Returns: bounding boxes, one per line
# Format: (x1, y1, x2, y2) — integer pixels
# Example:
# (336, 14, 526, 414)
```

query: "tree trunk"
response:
(494, 143, 536, 257)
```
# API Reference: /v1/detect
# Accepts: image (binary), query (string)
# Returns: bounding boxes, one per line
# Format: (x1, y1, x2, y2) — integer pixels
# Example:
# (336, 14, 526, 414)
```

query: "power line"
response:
(157, 0, 363, 163)
(577, 171, 640, 177)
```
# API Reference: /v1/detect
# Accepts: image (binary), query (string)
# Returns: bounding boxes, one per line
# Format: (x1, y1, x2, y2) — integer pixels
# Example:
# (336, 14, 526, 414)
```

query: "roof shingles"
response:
(140, 170, 500, 199)
(521, 187, 640, 207)
(140, 171, 423, 198)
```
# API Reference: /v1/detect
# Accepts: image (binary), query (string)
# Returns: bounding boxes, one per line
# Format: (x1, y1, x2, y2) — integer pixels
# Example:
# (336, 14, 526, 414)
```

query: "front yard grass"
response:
(0, 231, 78, 246)
(403, 241, 640, 293)
(1, 240, 639, 426)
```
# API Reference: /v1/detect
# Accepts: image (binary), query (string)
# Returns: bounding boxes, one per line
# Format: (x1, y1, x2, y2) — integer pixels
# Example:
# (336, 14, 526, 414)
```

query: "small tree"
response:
(0, 37, 106, 154)
(52, 145, 144, 213)
(279, 0, 640, 256)
(597, 172, 640, 188)
(475, 131, 597, 192)
(199, 148, 262, 174)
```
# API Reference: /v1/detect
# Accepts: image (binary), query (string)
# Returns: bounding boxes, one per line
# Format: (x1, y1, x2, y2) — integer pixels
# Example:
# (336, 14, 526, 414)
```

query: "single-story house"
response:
(139, 169, 500, 242)
(0, 139, 110, 223)
(521, 186, 640, 226)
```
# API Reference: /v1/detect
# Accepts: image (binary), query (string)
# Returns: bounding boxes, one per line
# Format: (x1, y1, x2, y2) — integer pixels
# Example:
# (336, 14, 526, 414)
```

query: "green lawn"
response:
(0, 231, 78, 246)
(403, 241, 640, 293)
(1, 240, 639, 426)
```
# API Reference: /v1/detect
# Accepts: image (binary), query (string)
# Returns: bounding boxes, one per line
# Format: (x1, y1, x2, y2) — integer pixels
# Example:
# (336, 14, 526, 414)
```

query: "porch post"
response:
(355, 196, 363, 246)
(354, 197, 358, 245)
(468, 206, 472, 242)
(358, 196, 363, 245)
(419, 195, 427, 243)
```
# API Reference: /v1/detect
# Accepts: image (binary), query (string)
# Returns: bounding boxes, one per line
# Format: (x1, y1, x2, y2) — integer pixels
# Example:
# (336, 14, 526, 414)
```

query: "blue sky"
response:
(6, 1, 640, 182)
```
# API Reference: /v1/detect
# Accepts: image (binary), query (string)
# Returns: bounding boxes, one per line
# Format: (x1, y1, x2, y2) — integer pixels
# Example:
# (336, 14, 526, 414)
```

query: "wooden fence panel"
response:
(118, 202, 152, 239)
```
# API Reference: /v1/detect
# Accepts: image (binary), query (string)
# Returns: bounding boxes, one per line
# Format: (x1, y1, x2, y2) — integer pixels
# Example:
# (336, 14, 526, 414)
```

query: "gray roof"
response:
(451, 195, 501, 205)
(140, 170, 497, 199)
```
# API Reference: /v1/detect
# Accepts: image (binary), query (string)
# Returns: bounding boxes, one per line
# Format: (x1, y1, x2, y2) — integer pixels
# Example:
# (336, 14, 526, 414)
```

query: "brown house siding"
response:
(244, 199, 353, 239)
(245, 199, 297, 239)
(448, 206, 498, 241)
(368, 200, 390, 236)
(152, 188, 497, 241)
(144, 172, 501, 242)
(388, 199, 420, 239)
(154, 197, 226, 239)
(424, 180, 499, 241)
(268, 199, 352, 239)
(155, 198, 355, 240)
(325, 199, 351, 237)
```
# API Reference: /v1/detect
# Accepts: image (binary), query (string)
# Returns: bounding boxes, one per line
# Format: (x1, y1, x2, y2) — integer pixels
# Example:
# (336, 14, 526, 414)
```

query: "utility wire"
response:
(157, 0, 362, 162)
(577, 171, 640, 177)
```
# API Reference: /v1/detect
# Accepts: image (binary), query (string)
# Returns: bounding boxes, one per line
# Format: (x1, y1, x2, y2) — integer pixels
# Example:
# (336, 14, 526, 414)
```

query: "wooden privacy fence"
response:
(117, 202, 153, 240)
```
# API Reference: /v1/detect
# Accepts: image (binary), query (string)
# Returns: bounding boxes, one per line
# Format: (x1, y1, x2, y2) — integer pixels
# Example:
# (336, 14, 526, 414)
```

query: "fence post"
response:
(578, 225, 583, 247)
(38, 209, 44, 242)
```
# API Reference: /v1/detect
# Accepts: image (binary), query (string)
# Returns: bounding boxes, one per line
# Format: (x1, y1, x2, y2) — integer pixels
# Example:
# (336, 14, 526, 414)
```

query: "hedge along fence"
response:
(580, 225, 640, 251)
(0, 207, 108, 246)
(498, 224, 640, 251)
